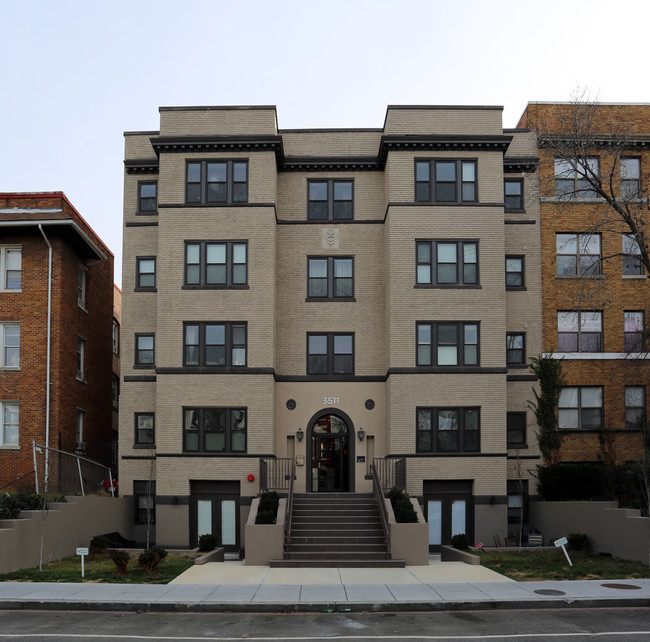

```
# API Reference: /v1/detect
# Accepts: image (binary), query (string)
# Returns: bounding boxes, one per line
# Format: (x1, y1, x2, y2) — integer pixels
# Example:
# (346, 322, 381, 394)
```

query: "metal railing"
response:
(284, 462, 296, 555)
(373, 457, 406, 492)
(259, 457, 294, 491)
(371, 462, 391, 559)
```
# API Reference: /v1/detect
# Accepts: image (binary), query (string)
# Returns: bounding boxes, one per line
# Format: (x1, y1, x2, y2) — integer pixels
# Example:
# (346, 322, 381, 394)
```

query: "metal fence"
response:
(260, 458, 294, 491)
(373, 457, 406, 492)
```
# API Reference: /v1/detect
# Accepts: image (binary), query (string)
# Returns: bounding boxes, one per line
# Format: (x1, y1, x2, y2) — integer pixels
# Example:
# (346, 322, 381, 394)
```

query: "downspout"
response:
(38, 225, 52, 487)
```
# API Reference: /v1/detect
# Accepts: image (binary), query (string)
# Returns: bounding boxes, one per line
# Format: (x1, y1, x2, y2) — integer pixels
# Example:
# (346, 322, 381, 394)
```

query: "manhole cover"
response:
(601, 583, 642, 590)
(534, 589, 566, 596)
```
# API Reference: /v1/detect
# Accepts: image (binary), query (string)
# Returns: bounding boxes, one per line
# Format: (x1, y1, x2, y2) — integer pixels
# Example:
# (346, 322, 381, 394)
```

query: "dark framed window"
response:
(184, 322, 246, 367)
(112, 320, 119, 356)
(184, 241, 247, 288)
(554, 157, 599, 199)
(621, 158, 641, 199)
(416, 241, 478, 286)
(624, 311, 645, 352)
(134, 413, 155, 446)
(507, 412, 527, 448)
(135, 333, 155, 367)
(416, 407, 480, 453)
(112, 375, 119, 409)
(308, 180, 353, 221)
(307, 333, 354, 375)
(417, 322, 479, 367)
(307, 257, 354, 299)
(622, 235, 644, 275)
(76, 337, 85, 380)
(557, 311, 602, 352)
(134, 480, 155, 524)
(138, 182, 157, 212)
(505, 256, 525, 288)
(186, 160, 248, 204)
(625, 386, 646, 430)
(558, 386, 603, 430)
(183, 407, 247, 453)
(507, 479, 528, 525)
(504, 178, 524, 211)
(415, 159, 477, 203)
(78, 264, 87, 308)
(556, 233, 601, 276)
(506, 333, 526, 365)
(136, 257, 156, 289)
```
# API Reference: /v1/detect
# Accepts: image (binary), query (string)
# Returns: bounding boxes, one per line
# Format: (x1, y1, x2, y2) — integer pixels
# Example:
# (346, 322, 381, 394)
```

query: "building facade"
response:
(519, 103, 649, 466)
(0, 192, 115, 492)
(120, 106, 542, 551)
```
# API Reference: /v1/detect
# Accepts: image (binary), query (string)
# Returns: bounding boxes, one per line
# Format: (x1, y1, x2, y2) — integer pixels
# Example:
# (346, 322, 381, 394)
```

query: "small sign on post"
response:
(554, 536, 572, 566)
(76, 547, 89, 578)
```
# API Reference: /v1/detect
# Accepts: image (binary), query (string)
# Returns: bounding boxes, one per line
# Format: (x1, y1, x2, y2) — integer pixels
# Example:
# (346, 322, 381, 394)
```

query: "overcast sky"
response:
(2, 0, 649, 286)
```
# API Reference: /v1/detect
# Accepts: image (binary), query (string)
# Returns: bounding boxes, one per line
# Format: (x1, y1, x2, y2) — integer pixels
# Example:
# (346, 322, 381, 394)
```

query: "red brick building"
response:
(0, 192, 116, 491)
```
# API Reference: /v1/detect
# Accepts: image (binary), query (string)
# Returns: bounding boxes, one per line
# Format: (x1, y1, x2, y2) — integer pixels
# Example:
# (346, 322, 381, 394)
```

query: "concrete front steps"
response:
(270, 492, 405, 568)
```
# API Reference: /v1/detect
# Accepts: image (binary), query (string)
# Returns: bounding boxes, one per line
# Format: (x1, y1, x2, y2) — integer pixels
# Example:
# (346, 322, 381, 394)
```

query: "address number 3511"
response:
(323, 397, 340, 405)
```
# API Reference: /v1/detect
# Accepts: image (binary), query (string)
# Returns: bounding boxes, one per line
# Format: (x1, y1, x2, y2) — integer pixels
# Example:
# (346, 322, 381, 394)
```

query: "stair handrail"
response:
(371, 462, 391, 559)
(284, 461, 296, 554)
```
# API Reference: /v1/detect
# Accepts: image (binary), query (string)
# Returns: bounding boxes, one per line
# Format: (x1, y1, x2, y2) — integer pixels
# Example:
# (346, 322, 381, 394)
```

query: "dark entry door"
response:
(310, 414, 350, 492)
(424, 480, 474, 551)
(189, 480, 240, 552)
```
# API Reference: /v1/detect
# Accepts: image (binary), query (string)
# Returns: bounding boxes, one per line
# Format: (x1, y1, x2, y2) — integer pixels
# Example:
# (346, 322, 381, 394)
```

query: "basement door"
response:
(424, 480, 474, 552)
(189, 480, 240, 552)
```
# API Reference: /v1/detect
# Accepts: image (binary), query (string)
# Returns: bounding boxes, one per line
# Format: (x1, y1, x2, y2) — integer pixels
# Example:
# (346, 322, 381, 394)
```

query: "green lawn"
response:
(0, 552, 196, 584)
(479, 548, 650, 581)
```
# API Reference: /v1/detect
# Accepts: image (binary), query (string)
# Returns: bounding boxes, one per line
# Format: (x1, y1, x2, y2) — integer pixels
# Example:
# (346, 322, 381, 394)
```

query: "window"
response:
(134, 481, 155, 524)
(186, 160, 248, 204)
(184, 241, 247, 288)
(76, 337, 85, 380)
(624, 311, 645, 352)
(556, 233, 601, 276)
(416, 407, 480, 453)
(0, 247, 21, 290)
(307, 257, 354, 299)
(75, 410, 85, 450)
(623, 235, 643, 275)
(554, 157, 599, 199)
(136, 257, 156, 289)
(507, 412, 527, 448)
(506, 333, 526, 365)
(112, 321, 119, 356)
(558, 387, 603, 430)
(416, 241, 478, 286)
(77, 264, 87, 308)
(307, 333, 354, 375)
(416, 322, 479, 367)
(112, 375, 119, 409)
(134, 412, 155, 446)
(0, 401, 18, 447)
(625, 386, 646, 430)
(415, 160, 477, 203)
(135, 334, 155, 367)
(308, 180, 353, 221)
(184, 322, 246, 367)
(138, 182, 157, 212)
(183, 407, 247, 453)
(557, 311, 602, 352)
(507, 480, 528, 525)
(621, 158, 641, 199)
(505, 256, 525, 288)
(0, 324, 19, 368)
(504, 179, 524, 211)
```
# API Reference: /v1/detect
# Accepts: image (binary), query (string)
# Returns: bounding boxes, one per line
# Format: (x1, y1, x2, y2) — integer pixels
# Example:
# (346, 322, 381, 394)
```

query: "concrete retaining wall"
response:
(386, 498, 429, 566)
(530, 501, 650, 564)
(0, 496, 133, 574)
(244, 498, 286, 566)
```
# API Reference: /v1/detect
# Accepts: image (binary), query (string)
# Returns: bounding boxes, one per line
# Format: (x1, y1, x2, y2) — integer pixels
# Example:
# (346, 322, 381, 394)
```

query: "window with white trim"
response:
(554, 157, 599, 199)
(0, 401, 19, 446)
(624, 311, 645, 352)
(625, 386, 646, 430)
(556, 233, 601, 276)
(75, 409, 85, 450)
(558, 386, 603, 430)
(0, 247, 21, 290)
(78, 265, 87, 308)
(557, 311, 602, 352)
(622, 235, 644, 275)
(0, 323, 19, 368)
(112, 321, 119, 356)
(621, 158, 641, 199)
(76, 337, 86, 380)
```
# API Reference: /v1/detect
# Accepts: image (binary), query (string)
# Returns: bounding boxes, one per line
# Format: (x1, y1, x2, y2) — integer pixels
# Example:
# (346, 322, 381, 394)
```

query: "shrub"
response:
(537, 463, 608, 501)
(89, 534, 109, 555)
(451, 533, 469, 550)
(567, 532, 590, 552)
(388, 487, 418, 523)
(0, 492, 45, 519)
(255, 491, 279, 524)
(138, 548, 167, 575)
(198, 533, 217, 552)
(255, 509, 276, 524)
(108, 549, 130, 575)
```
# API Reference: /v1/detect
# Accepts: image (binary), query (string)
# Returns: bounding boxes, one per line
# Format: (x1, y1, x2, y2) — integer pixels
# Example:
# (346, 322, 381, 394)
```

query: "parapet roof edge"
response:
(279, 128, 383, 134)
(386, 105, 504, 110)
(158, 105, 278, 112)
(525, 101, 650, 106)
(124, 130, 159, 137)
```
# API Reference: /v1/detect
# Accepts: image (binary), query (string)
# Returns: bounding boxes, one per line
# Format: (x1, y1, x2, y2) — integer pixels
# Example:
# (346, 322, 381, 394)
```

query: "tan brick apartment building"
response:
(519, 103, 649, 465)
(0, 192, 116, 492)
(120, 105, 542, 552)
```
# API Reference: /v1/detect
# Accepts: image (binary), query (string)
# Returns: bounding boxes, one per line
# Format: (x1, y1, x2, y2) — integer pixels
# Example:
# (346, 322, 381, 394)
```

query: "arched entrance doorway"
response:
(307, 411, 354, 492)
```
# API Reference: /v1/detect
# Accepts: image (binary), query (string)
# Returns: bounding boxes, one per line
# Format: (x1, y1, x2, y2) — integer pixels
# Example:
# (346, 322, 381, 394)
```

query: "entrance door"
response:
(309, 413, 351, 492)
(190, 480, 240, 551)
(424, 480, 473, 551)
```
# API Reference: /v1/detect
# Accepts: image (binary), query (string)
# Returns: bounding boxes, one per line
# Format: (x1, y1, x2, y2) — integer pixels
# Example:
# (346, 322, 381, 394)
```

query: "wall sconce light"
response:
(357, 428, 365, 442)
(296, 428, 304, 442)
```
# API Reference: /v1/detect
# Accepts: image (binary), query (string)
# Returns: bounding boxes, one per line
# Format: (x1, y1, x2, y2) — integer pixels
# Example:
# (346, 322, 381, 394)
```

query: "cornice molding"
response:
(150, 135, 284, 160)
(124, 158, 159, 174)
(504, 156, 539, 172)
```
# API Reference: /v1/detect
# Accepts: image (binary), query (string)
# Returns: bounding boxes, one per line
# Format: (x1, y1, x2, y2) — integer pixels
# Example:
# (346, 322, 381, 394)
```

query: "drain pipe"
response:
(38, 225, 52, 488)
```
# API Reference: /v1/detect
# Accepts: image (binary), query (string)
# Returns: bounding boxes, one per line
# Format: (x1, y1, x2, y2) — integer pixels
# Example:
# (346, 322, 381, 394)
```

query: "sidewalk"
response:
(1, 559, 649, 613)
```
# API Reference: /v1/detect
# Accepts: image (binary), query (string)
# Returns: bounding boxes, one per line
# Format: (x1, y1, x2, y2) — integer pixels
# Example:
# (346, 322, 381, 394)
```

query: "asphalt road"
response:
(0, 607, 649, 641)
